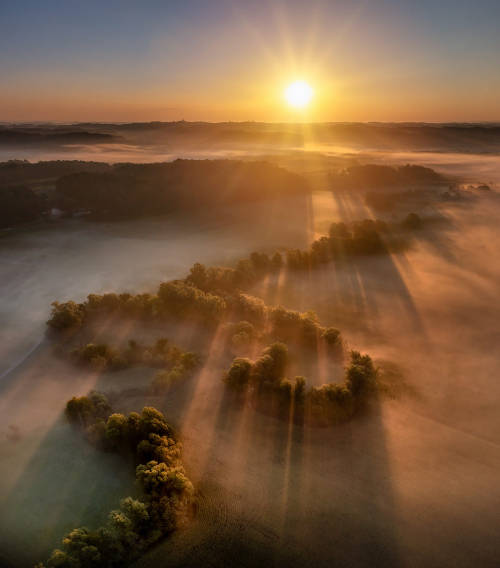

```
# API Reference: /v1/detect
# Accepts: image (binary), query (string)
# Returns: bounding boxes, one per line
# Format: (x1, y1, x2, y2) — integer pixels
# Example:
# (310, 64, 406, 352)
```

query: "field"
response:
(0, 146, 499, 568)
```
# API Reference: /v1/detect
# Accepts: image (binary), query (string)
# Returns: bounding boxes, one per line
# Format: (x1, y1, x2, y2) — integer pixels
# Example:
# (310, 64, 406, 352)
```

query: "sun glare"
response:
(284, 80, 314, 108)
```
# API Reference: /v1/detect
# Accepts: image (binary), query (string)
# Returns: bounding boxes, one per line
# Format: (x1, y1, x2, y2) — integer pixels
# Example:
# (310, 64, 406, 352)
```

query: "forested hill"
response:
(0, 127, 118, 146)
(55, 159, 308, 219)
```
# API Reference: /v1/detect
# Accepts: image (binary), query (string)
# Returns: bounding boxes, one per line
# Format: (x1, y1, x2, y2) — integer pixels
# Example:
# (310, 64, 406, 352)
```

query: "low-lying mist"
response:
(0, 140, 499, 567)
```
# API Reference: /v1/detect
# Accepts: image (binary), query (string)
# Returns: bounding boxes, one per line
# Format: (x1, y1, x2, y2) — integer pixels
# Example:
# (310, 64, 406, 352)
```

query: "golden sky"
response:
(1, 0, 499, 122)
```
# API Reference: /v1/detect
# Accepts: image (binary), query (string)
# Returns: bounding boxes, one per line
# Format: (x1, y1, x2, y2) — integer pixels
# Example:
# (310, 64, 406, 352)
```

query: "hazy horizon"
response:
(3, 120, 500, 126)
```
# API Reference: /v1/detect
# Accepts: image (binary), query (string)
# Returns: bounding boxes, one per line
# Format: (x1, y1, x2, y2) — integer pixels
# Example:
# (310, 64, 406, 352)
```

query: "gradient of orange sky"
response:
(1, 0, 499, 123)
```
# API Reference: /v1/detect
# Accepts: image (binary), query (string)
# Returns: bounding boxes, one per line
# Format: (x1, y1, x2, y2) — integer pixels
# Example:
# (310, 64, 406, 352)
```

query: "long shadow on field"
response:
(185, 397, 402, 568)
(0, 418, 133, 568)
(351, 253, 427, 339)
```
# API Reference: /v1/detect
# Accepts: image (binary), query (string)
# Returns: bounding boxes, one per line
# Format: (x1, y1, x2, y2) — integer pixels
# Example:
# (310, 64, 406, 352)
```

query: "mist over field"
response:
(2, 0, 500, 564)
(0, 124, 499, 567)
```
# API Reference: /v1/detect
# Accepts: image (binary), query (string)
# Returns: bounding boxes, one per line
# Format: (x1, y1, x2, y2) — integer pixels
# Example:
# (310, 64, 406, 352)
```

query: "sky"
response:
(1, 0, 499, 123)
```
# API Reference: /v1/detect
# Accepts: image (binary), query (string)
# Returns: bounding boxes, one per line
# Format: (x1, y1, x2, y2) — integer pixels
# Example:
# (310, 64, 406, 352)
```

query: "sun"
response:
(284, 80, 314, 108)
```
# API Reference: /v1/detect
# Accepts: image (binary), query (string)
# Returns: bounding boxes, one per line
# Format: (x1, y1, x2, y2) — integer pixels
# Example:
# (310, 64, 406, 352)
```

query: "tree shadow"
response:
(0, 417, 134, 567)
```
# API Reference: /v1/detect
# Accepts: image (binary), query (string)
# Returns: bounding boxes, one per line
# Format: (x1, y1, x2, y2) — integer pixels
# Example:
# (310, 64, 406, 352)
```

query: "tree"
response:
(179, 351, 200, 371)
(271, 251, 283, 268)
(139, 407, 172, 438)
(329, 222, 350, 239)
(65, 392, 112, 429)
(263, 342, 288, 381)
(345, 351, 377, 395)
(136, 461, 193, 499)
(105, 413, 128, 450)
(47, 301, 85, 330)
(402, 212, 422, 230)
(119, 497, 150, 535)
(65, 396, 94, 427)
(224, 357, 252, 390)
(294, 376, 307, 403)
(186, 262, 207, 289)
(322, 327, 342, 353)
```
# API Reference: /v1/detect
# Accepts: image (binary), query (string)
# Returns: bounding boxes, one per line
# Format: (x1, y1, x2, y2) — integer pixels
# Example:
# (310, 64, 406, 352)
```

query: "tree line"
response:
(55, 159, 307, 220)
(47, 213, 422, 333)
(328, 164, 443, 190)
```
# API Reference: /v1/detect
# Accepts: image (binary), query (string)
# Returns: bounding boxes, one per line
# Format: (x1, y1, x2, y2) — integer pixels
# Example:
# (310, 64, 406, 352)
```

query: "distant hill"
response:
(0, 127, 119, 146)
(62, 121, 500, 154)
(2, 122, 499, 153)
(0, 160, 111, 186)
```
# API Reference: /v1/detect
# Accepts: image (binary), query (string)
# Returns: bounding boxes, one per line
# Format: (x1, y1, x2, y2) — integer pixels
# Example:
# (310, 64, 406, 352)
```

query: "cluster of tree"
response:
(187, 216, 422, 291)
(0, 184, 46, 228)
(48, 300, 87, 330)
(287, 219, 389, 268)
(224, 320, 257, 351)
(157, 280, 227, 320)
(47, 283, 268, 332)
(364, 189, 434, 212)
(38, 398, 193, 568)
(0, 159, 306, 227)
(329, 164, 443, 189)
(0, 159, 111, 186)
(151, 352, 200, 393)
(284, 214, 426, 269)
(0, 126, 117, 147)
(268, 305, 342, 353)
(224, 342, 289, 392)
(0, 160, 113, 228)
(224, 348, 378, 425)
(307, 351, 378, 424)
(55, 159, 307, 220)
(69, 337, 199, 376)
(186, 253, 283, 293)
(49, 289, 341, 360)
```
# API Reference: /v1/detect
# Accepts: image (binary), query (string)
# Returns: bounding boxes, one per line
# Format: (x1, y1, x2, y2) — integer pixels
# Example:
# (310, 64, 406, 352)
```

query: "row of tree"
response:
(185, 216, 422, 293)
(46, 213, 423, 336)
(48, 288, 341, 360)
(38, 396, 193, 568)
(329, 164, 443, 189)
